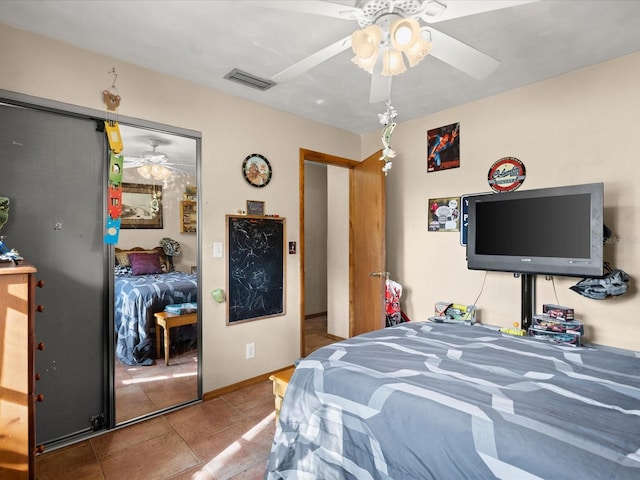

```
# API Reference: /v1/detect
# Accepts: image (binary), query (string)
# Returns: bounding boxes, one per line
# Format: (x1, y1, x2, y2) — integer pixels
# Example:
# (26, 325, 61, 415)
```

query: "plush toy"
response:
(102, 90, 121, 111)
(0, 197, 9, 232)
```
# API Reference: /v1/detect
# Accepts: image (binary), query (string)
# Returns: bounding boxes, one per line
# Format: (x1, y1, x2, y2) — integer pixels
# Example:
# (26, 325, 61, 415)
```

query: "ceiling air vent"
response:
(224, 68, 276, 91)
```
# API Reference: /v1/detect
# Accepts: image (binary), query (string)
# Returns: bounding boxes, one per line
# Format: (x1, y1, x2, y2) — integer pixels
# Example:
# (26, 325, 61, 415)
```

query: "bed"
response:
(266, 322, 640, 479)
(114, 247, 198, 366)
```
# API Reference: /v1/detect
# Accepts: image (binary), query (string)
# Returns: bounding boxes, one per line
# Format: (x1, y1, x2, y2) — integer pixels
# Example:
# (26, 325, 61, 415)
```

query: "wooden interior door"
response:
(351, 150, 386, 337)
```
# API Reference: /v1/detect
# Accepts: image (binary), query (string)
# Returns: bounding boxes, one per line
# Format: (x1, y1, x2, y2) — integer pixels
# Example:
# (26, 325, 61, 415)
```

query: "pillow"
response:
(115, 249, 135, 266)
(128, 251, 163, 275)
(116, 247, 169, 272)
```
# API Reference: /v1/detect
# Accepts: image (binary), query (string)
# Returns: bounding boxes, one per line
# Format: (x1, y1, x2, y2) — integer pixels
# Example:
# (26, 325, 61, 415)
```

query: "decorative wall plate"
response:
(487, 157, 526, 193)
(242, 153, 272, 187)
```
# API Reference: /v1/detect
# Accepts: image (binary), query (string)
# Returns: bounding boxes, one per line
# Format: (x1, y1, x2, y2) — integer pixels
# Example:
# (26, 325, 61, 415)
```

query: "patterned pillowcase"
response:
(128, 251, 163, 275)
(114, 264, 132, 276)
(115, 249, 134, 266)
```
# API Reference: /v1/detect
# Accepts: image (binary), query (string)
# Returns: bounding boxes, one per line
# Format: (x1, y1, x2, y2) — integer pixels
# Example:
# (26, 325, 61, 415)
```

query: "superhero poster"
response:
(427, 122, 460, 172)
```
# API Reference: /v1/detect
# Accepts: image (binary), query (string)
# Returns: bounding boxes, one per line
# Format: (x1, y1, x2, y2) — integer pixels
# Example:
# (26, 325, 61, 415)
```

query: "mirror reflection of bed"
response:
(113, 125, 198, 424)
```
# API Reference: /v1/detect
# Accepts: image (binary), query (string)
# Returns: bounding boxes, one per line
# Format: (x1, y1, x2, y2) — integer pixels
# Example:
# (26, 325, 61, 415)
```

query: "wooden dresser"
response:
(0, 261, 39, 480)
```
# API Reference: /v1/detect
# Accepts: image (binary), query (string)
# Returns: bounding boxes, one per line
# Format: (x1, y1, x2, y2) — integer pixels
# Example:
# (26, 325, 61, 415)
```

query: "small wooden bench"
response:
(153, 311, 198, 365)
(269, 367, 295, 423)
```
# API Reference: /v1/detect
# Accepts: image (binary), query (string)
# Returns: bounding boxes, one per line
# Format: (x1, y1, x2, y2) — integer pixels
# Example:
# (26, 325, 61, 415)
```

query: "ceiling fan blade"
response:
(272, 35, 352, 83)
(239, 0, 361, 20)
(426, 27, 500, 79)
(369, 71, 391, 104)
(421, 0, 538, 23)
(123, 157, 144, 168)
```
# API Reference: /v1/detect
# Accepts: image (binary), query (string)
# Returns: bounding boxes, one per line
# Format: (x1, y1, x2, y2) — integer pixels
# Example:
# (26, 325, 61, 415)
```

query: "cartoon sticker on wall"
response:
(428, 197, 461, 232)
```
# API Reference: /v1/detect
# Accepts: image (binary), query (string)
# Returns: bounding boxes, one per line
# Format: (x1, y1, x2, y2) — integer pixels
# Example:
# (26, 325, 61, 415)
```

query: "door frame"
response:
(298, 148, 383, 356)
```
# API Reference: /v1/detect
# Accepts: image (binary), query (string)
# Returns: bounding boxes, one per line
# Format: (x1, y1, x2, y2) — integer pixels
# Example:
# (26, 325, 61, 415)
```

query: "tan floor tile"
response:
(167, 398, 246, 440)
(35, 441, 104, 480)
(143, 375, 199, 410)
(188, 416, 274, 479)
(228, 460, 268, 480)
(99, 431, 198, 480)
(115, 383, 156, 423)
(166, 464, 215, 480)
(91, 416, 173, 458)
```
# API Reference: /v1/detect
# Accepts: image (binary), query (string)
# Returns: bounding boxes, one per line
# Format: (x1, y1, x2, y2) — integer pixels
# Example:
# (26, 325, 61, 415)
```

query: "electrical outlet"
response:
(246, 342, 255, 359)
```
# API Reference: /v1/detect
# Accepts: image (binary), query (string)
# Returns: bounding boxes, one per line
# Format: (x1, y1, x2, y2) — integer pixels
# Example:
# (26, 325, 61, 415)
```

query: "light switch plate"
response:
(213, 242, 223, 258)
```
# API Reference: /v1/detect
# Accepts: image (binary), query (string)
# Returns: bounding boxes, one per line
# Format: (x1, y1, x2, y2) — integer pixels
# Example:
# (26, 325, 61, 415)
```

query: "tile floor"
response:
(35, 316, 336, 480)
(115, 349, 199, 424)
(35, 380, 276, 480)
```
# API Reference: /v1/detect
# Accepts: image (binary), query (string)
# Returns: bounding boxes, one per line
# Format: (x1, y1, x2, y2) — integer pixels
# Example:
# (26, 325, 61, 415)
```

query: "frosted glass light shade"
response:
(137, 163, 172, 180)
(390, 18, 420, 52)
(405, 37, 432, 67)
(351, 25, 382, 59)
(382, 49, 406, 76)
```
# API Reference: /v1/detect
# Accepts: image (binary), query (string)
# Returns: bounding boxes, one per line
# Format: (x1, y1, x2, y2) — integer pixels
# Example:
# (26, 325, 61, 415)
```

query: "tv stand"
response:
(520, 273, 536, 330)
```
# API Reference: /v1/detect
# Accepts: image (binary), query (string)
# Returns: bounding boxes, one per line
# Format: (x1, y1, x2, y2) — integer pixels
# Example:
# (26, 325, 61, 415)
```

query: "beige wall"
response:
(0, 24, 360, 393)
(327, 165, 350, 339)
(363, 52, 640, 351)
(303, 162, 328, 316)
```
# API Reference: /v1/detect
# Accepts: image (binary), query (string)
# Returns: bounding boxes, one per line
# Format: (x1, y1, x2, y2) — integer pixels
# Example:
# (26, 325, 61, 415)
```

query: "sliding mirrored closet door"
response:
(113, 124, 200, 425)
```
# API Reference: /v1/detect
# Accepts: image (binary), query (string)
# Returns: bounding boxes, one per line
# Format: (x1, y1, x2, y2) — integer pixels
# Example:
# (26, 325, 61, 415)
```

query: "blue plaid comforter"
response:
(115, 271, 197, 365)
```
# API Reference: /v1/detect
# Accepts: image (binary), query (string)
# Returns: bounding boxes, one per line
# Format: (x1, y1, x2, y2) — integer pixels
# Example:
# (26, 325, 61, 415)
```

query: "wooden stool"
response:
(154, 311, 198, 365)
(269, 367, 295, 423)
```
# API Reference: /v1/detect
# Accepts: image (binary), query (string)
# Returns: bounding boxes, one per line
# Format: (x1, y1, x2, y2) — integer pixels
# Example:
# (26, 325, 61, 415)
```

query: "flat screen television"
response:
(466, 182, 604, 277)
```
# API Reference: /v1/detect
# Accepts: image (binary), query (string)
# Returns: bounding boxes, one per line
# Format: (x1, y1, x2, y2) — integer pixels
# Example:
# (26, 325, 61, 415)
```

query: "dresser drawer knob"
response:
(37, 342, 45, 351)
(35, 373, 41, 381)
(35, 394, 44, 403)
(35, 445, 45, 454)
(36, 304, 44, 312)
(37, 280, 45, 288)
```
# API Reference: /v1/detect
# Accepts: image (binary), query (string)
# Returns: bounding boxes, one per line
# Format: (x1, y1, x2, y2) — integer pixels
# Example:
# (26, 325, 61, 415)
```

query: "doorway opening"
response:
(298, 148, 386, 358)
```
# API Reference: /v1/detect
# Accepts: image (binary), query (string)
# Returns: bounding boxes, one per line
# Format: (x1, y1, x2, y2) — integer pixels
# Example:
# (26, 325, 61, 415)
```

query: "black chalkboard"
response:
(226, 215, 285, 324)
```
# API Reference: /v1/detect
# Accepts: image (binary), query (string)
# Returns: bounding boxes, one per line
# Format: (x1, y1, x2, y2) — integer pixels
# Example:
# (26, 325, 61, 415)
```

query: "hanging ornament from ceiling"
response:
(378, 101, 398, 175)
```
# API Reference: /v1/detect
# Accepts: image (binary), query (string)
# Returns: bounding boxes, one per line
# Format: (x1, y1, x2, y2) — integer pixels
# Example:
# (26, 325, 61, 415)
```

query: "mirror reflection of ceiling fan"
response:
(123, 138, 194, 180)
(245, 0, 536, 103)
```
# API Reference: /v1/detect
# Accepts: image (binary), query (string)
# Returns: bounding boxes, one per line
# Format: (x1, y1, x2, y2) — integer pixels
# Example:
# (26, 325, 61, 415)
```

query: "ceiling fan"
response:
(123, 139, 192, 180)
(244, 0, 535, 103)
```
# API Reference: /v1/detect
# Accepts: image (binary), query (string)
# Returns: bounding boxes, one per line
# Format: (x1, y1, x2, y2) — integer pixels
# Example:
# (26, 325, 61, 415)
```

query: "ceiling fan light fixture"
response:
(151, 164, 172, 180)
(352, 51, 379, 73)
(137, 163, 172, 180)
(351, 25, 382, 59)
(390, 18, 420, 52)
(137, 164, 152, 179)
(404, 36, 432, 67)
(382, 48, 406, 76)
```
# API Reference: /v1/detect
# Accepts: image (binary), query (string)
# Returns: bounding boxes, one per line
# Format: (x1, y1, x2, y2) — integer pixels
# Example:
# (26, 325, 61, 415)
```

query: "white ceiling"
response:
(2, 1, 640, 135)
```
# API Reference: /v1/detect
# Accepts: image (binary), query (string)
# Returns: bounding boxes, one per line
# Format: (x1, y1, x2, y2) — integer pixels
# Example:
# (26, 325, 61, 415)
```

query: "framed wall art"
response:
(242, 153, 272, 187)
(428, 196, 461, 232)
(427, 122, 460, 172)
(121, 183, 163, 229)
(246, 200, 265, 216)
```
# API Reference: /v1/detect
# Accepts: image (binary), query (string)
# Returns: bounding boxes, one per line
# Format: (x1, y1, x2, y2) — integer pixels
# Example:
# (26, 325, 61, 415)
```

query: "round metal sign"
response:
(487, 157, 526, 193)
